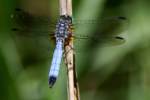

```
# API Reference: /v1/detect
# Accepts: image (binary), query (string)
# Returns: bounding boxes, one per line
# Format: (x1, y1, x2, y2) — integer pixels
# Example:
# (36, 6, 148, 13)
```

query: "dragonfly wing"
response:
(11, 35, 51, 65)
(11, 28, 56, 55)
(11, 8, 56, 38)
(12, 9, 128, 37)
(11, 27, 55, 38)
(12, 8, 57, 25)
(73, 35, 125, 53)
(74, 16, 128, 37)
(96, 16, 128, 36)
(73, 31, 125, 44)
(72, 16, 127, 51)
(11, 8, 57, 35)
(11, 9, 56, 64)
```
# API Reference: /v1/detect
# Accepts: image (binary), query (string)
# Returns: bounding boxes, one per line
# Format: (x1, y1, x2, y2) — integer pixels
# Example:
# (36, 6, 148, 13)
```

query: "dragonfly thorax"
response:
(54, 15, 73, 39)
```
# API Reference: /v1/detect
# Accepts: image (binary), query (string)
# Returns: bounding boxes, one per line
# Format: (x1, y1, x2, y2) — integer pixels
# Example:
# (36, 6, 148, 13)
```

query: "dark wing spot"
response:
(117, 16, 127, 20)
(115, 36, 124, 40)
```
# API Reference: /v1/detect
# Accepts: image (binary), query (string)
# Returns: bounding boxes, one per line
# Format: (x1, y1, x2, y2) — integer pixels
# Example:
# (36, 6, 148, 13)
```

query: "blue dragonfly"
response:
(11, 8, 127, 88)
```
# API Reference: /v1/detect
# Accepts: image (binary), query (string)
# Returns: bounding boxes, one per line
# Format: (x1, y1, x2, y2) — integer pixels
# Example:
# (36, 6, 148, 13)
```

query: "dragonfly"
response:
(11, 8, 127, 88)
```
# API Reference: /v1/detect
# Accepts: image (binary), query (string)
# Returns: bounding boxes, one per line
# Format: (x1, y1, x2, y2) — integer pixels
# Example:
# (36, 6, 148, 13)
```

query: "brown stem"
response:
(59, 0, 80, 100)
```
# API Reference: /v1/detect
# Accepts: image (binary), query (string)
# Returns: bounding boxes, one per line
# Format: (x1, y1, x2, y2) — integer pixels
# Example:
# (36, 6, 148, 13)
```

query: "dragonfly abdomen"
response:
(48, 39, 64, 88)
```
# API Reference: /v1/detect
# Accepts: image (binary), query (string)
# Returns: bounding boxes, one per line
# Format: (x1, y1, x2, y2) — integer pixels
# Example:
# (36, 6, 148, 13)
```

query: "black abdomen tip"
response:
(49, 76, 57, 88)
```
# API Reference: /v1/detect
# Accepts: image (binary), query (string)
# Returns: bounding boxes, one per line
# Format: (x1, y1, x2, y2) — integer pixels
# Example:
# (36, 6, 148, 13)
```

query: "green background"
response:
(0, 0, 150, 100)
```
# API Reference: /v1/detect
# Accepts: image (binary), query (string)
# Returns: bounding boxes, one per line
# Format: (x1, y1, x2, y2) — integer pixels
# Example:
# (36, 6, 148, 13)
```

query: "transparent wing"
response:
(11, 8, 128, 55)
(11, 8, 128, 37)
(12, 8, 127, 30)
(11, 30, 125, 58)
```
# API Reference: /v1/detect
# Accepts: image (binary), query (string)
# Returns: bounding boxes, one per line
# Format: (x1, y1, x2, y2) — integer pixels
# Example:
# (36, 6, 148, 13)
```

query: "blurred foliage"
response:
(0, 0, 150, 100)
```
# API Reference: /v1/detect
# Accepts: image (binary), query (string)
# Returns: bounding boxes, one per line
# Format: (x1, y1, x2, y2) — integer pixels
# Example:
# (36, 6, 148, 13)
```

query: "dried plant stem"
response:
(59, 0, 67, 15)
(64, 40, 80, 100)
(59, 0, 80, 100)
(66, 0, 72, 16)
(64, 42, 75, 100)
